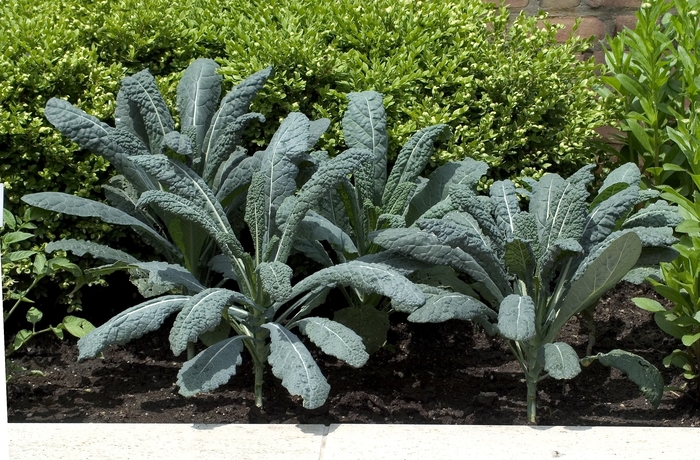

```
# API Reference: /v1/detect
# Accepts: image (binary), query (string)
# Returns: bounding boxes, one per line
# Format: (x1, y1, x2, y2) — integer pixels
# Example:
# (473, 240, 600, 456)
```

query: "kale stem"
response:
(254, 359, 264, 409)
(526, 378, 538, 424)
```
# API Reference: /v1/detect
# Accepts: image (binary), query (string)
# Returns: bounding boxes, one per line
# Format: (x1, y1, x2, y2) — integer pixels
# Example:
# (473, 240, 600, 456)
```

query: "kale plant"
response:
(22, 59, 424, 409)
(291, 91, 452, 351)
(372, 162, 681, 423)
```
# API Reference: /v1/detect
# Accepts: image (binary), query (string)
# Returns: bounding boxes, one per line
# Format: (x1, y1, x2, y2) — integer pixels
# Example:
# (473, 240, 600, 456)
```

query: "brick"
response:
(614, 15, 638, 33)
(483, 0, 529, 7)
(540, 0, 581, 8)
(545, 17, 607, 42)
(586, 0, 642, 7)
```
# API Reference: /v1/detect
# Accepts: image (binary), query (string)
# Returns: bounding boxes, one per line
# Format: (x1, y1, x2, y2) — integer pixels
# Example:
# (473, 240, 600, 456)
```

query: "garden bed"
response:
(6, 281, 699, 426)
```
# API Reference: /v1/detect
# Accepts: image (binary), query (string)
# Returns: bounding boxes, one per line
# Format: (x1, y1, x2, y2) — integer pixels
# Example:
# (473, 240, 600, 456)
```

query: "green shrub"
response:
(602, 0, 700, 195)
(2, 0, 610, 307)
(215, 0, 611, 182)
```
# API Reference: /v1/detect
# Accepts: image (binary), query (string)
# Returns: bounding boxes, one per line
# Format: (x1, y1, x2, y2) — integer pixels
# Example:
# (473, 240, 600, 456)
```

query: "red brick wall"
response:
(486, 0, 641, 61)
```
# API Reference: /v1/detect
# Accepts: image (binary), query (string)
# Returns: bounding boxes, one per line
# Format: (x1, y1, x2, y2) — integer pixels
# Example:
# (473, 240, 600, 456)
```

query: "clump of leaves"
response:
(602, 0, 700, 195)
(372, 162, 681, 423)
(633, 235, 700, 401)
(22, 59, 423, 408)
(291, 91, 450, 352)
(1, 205, 94, 365)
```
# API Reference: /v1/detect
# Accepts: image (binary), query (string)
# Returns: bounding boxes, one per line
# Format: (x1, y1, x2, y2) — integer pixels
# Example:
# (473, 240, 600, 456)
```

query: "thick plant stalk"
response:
(526, 379, 538, 425)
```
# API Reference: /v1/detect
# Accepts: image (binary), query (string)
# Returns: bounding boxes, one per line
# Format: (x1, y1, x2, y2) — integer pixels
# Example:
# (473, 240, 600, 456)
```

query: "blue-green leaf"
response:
(541, 342, 581, 379)
(258, 261, 293, 303)
(176, 336, 245, 397)
(408, 289, 493, 322)
(382, 124, 450, 206)
(582, 349, 664, 408)
(45, 238, 140, 264)
(44, 98, 120, 161)
(490, 180, 520, 237)
(177, 58, 222, 154)
(274, 148, 371, 263)
(170, 288, 252, 356)
(407, 158, 489, 224)
(291, 260, 425, 312)
(22, 192, 176, 254)
(262, 323, 330, 409)
(202, 67, 272, 158)
(77, 295, 189, 360)
(118, 69, 175, 153)
(203, 113, 265, 184)
(531, 173, 590, 261)
(550, 232, 642, 337)
(260, 113, 311, 238)
(296, 317, 369, 368)
(498, 294, 536, 341)
(343, 91, 388, 206)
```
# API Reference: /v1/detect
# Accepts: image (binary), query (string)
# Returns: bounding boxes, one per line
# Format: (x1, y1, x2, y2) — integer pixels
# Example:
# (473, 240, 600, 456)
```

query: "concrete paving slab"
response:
(8, 423, 327, 460)
(320, 424, 695, 460)
(7, 423, 699, 460)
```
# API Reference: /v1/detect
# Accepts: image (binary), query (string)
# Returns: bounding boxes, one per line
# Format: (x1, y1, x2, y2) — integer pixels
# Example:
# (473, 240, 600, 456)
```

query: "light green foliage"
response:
(1, 207, 94, 371)
(26, 61, 423, 409)
(372, 163, 680, 423)
(603, 0, 700, 194)
(633, 235, 700, 399)
(2, 0, 608, 239)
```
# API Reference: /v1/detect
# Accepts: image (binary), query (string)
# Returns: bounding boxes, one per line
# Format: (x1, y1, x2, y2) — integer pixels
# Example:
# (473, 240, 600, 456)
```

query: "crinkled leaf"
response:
(160, 131, 194, 157)
(297, 317, 369, 368)
(78, 295, 189, 359)
(177, 336, 244, 397)
(258, 261, 293, 303)
(22, 192, 176, 254)
(582, 349, 664, 408)
(505, 238, 536, 285)
(408, 289, 493, 323)
(407, 158, 489, 224)
(372, 227, 505, 303)
(170, 288, 252, 356)
(119, 69, 175, 153)
(216, 152, 262, 204)
(45, 238, 140, 264)
(498, 294, 536, 341)
(202, 67, 272, 158)
(245, 171, 267, 261)
(622, 201, 682, 229)
(297, 211, 357, 257)
(203, 113, 265, 184)
(292, 259, 425, 312)
(550, 232, 642, 337)
(599, 162, 641, 193)
(260, 113, 311, 237)
(130, 155, 232, 233)
(531, 173, 589, 261)
(177, 58, 221, 154)
(131, 261, 205, 294)
(382, 124, 450, 206)
(343, 91, 388, 206)
(275, 148, 371, 263)
(44, 98, 121, 161)
(490, 180, 520, 237)
(262, 323, 330, 409)
(541, 342, 581, 380)
(581, 186, 640, 249)
(308, 118, 331, 150)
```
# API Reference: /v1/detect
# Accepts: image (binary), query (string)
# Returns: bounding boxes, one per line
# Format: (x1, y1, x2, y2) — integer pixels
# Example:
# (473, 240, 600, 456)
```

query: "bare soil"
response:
(6, 281, 700, 426)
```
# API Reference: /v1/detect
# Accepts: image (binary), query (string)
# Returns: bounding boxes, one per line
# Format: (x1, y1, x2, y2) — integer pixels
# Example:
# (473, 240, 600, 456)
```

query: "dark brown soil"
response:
(6, 282, 700, 426)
